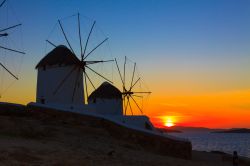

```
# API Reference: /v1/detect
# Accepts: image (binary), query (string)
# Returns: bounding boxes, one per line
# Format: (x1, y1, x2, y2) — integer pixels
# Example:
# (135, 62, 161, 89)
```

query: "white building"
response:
(88, 82, 123, 115)
(36, 45, 84, 107)
(88, 82, 156, 131)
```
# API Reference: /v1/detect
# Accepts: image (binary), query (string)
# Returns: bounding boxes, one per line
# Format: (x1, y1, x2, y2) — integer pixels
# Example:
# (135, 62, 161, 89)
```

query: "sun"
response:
(165, 121, 174, 127)
(163, 116, 175, 127)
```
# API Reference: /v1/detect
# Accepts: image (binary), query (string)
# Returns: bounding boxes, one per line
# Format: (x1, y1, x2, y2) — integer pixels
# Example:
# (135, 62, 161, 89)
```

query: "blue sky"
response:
(1, 0, 250, 103)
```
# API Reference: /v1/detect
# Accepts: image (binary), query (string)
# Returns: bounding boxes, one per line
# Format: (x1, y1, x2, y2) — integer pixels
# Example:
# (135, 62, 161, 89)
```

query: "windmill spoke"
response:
(58, 20, 75, 54)
(78, 13, 83, 60)
(130, 77, 140, 90)
(71, 68, 80, 102)
(0, 0, 7, 7)
(83, 38, 108, 60)
(130, 95, 143, 114)
(53, 66, 77, 95)
(0, 33, 8, 37)
(86, 66, 113, 84)
(46, 40, 56, 47)
(0, 24, 21, 33)
(0, 45, 25, 54)
(122, 95, 125, 111)
(83, 21, 95, 59)
(115, 58, 125, 86)
(0, 62, 18, 80)
(85, 71, 96, 90)
(123, 56, 126, 89)
(132, 94, 143, 98)
(128, 98, 133, 115)
(124, 97, 129, 115)
(84, 73, 89, 103)
(129, 62, 136, 90)
(133, 91, 151, 94)
(85, 59, 113, 65)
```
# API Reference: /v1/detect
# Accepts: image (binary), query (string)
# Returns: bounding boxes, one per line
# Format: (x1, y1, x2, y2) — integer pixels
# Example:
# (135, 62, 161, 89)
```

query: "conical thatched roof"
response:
(88, 82, 122, 100)
(36, 45, 80, 69)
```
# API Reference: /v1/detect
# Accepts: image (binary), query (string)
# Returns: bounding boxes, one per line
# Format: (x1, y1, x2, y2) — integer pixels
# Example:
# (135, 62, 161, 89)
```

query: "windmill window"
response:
(42, 66, 46, 71)
(93, 98, 96, 103)
(41, 98, 45, 104)
(145, 122, 152, 130)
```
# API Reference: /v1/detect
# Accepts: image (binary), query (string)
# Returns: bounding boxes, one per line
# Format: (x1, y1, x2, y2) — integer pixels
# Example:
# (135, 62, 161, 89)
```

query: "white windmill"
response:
(35, 13, 113, 108)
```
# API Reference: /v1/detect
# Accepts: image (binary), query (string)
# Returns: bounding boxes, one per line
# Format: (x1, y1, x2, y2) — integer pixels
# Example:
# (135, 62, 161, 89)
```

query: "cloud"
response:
(232, 103, 250, 110)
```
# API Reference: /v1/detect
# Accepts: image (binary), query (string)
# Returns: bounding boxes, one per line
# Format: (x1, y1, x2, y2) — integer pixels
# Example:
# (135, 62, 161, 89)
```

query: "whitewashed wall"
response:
(112, 115, 156, 131)
(36, 65, 84, 105)
(89, 98, 123, 116)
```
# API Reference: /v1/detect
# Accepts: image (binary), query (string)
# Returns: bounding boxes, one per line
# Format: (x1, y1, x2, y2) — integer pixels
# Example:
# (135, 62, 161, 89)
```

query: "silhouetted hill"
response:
(156, 127, 182, 133)
(170, 126, 222, 133)
(212, 128, 250, 133)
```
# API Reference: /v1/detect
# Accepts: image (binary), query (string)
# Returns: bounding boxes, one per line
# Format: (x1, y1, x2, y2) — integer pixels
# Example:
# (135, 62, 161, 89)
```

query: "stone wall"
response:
(103, 119, 192, 159)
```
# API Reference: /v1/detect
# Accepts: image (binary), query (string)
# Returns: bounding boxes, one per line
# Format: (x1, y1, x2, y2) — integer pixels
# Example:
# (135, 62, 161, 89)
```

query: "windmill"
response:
(115, 56, 151, 115)
(0, 0, 25, 97)
(45, 13, 113, 104)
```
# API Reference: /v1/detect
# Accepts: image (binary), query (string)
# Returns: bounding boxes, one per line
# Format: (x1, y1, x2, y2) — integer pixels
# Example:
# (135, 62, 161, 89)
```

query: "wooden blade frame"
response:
(83, 37, 108, 61)
(0, 62, 18, 80)
(83, 21, 96, 59)
(53, 66, 78, 95)
(46, 40, 56, 47)
(115, 57, 152, 115)
(58, 19, 75, 54)
(86, 66, 113, 84)
(0, 0, 6, 8)
(0, 24, 22, 33)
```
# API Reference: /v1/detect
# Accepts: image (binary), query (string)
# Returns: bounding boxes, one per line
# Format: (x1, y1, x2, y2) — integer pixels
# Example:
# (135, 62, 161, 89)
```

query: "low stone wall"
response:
(103, 119, 192, 159)
(27, 104, 192, 159)
(0, 102, 27, 116)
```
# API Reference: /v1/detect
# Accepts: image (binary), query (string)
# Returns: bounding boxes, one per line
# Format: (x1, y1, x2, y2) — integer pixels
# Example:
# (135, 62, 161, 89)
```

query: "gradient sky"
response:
(0, 0, 250, 128)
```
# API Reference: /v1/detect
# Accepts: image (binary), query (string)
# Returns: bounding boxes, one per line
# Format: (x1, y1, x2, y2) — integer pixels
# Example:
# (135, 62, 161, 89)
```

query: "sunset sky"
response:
(0, 0, 250, 128)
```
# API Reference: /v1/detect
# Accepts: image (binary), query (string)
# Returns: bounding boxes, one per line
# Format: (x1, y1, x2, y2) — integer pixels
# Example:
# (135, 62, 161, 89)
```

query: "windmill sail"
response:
(115, 57, 151, 115)
(0, 0, 25, 97)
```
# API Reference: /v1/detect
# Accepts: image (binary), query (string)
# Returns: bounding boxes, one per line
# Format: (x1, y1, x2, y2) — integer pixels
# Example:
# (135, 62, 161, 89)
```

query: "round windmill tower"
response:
(36, 13, 113, 107)
(88, 81, 123, 115)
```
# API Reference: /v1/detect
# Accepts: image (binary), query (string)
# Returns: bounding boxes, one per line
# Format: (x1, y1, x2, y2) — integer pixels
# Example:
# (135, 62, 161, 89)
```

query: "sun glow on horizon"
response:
(163, 116, 176, 127)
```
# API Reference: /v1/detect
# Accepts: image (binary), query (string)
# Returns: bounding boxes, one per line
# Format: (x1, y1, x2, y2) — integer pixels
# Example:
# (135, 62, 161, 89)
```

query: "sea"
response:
(169, 132, 250, 158)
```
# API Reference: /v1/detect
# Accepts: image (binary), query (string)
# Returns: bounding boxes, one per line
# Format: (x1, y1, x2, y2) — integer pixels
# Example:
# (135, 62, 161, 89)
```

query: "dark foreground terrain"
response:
(0, 102, 249, 166)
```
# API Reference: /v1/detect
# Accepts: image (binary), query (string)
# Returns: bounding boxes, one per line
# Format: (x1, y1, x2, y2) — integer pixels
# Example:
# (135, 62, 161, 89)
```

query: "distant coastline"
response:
(166, 126, 250, 134)
(156, 127, 182, 133)
(212, 128, 250, 134)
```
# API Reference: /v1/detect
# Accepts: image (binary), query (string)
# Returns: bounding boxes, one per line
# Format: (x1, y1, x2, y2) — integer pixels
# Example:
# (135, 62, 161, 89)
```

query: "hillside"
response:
(212, 128, 250, 133)
(170, 126, 223, 133)
(0, 102, 249, 166)
(156, 127, 182, 133)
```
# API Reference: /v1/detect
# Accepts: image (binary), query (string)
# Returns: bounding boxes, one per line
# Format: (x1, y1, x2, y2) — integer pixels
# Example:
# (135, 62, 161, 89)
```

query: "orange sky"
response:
(2, 80, 250, 129)
(145, 89, 250, 128)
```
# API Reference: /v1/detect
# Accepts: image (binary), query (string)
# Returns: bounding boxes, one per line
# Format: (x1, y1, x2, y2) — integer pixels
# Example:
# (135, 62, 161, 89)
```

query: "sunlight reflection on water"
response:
(170, 133, 250, 158)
